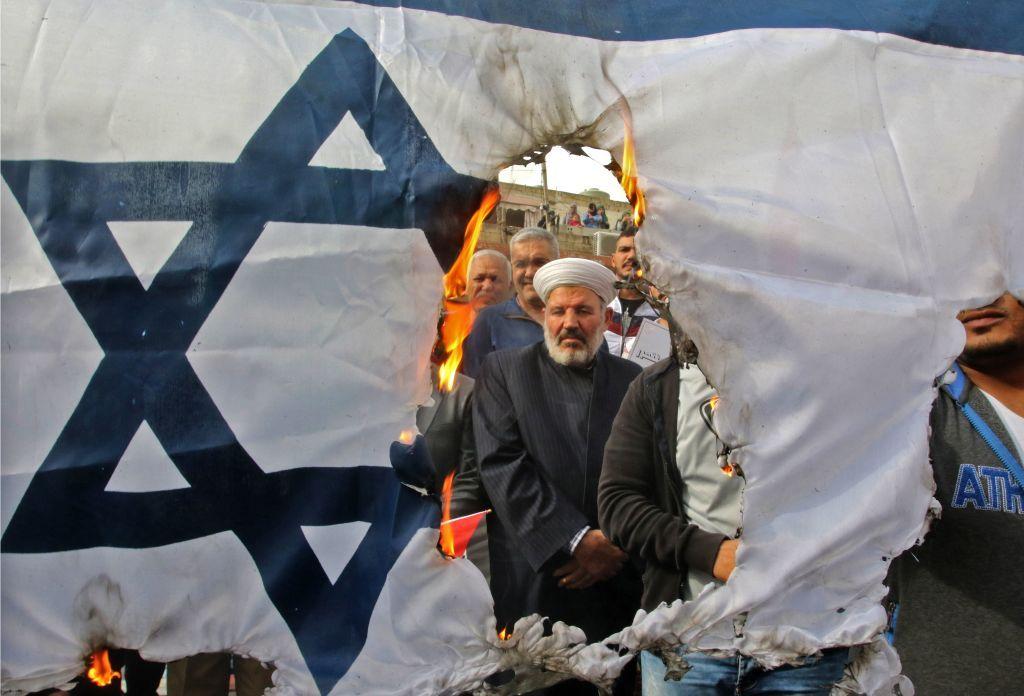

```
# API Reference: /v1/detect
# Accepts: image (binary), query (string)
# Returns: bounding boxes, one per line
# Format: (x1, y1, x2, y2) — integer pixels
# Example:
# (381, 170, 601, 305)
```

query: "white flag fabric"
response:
(2, 1, 1022, 694)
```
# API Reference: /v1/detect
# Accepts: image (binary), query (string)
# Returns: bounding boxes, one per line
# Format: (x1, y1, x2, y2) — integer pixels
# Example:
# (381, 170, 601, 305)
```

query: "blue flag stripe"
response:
(351, 0, 1024, 55)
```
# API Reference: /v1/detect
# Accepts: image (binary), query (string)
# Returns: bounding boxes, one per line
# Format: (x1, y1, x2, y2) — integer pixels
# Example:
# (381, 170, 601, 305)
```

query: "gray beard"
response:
(544, 324, 603, 367)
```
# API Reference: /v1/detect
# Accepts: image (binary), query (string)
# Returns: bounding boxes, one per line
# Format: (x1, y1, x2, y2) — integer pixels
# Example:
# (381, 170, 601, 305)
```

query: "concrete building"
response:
(478, 182, 632, 264)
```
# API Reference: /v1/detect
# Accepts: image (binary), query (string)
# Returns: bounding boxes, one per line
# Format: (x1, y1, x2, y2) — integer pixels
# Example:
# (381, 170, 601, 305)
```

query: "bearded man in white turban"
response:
(472, 258, 643, 695)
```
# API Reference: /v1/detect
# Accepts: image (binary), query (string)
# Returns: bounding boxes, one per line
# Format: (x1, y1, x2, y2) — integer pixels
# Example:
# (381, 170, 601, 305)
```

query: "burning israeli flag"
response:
(2, 1, 1021, 694)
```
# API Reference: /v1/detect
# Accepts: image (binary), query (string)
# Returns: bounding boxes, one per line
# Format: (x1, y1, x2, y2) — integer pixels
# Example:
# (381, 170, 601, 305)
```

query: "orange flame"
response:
(497, 626, 511, 640)
(620, 120, 646, 228)
(438, 470, 456, 557)
(87, 649, 120, 687)
(720, 462, 735, 477)
(398, 428, 416, 445)
(437, 188, 501, 392)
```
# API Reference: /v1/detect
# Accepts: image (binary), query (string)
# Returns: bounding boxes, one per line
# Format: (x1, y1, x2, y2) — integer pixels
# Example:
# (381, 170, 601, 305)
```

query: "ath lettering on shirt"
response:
(952, 463, 1024, 514)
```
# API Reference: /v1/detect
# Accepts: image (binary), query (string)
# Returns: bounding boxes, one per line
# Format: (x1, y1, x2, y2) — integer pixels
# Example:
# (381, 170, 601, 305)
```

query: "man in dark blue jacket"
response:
(461, 227, 556, 378)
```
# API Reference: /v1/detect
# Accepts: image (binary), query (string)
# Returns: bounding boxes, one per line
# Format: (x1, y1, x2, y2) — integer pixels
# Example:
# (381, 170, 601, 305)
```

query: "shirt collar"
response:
(501, 295, 541, 322)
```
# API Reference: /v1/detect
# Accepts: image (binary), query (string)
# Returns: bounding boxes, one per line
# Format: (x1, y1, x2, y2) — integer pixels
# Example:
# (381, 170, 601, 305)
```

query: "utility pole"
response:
(541, 158, 550, 206)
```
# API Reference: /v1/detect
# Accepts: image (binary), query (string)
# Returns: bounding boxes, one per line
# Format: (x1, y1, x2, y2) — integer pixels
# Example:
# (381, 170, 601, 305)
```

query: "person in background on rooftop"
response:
(467, 249, 513, 311)
(563, 203, 578, 227)
(540, 204, 559, 232)
(615, 210, 635, 233)
(596, 205, 610, 229)
(568, 211, 583, 227)
(583, 202, 600, 228)
(460, 227, 558, 379)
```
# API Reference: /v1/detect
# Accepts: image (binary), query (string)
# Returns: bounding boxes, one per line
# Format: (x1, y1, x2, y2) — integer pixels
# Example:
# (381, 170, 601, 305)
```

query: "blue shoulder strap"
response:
(945, 363, 969, 401)
(942, 363, 1024, 489)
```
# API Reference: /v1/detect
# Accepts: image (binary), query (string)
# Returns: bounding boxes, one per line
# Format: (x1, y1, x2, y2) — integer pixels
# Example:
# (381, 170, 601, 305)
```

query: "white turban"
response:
(532, 258, 617, 306)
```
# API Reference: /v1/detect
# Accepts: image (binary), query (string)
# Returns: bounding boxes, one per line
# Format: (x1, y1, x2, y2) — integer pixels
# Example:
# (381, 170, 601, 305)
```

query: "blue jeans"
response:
(641, 647, 849, 695)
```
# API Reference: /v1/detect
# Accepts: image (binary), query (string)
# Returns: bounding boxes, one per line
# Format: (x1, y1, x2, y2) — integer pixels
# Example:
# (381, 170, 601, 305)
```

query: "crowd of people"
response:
(538, 202, 638, 235)
(423, 225, 1023, 695)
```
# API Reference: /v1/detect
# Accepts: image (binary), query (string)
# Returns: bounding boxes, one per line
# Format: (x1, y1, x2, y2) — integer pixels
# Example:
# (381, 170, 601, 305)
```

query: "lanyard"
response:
(942, 364, 1024, 489)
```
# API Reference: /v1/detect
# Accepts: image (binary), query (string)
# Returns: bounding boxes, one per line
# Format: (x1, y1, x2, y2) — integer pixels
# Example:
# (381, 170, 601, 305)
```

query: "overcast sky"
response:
(497, 146, 628, 202)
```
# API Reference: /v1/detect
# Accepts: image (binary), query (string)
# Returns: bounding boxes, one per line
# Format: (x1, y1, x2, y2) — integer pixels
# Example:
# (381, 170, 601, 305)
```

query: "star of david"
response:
(1, 28, 488, 694)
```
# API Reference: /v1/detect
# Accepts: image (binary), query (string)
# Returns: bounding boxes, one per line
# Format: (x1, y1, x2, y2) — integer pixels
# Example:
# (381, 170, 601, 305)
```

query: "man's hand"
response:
(713, 539, 739, 581)
(553, 530, 626, 589)
(553, 558, 595, 589)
